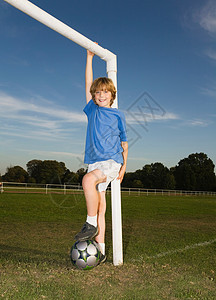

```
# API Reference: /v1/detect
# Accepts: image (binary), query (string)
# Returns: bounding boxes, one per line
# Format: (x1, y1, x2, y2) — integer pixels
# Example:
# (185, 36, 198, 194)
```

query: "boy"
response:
(75, 47, 128, 263)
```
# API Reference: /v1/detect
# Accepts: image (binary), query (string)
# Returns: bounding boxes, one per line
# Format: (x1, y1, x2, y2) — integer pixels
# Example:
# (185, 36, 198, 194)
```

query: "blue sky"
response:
(0, 0, 216, 175)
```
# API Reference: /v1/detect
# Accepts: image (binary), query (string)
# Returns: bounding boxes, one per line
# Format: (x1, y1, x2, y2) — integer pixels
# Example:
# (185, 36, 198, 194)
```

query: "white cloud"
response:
(0, 92, 86, 124)
(125, 111, 179, 125)
(205, 49, 216, 61)
(188, 1, 216, 100)
(0, 127, 65, 142)
(201, 85, 216, 98)
(0, 91, 87, 141)
(194, 0, 216, 34)
(20, 149, 84, 159)
(185, 119, 209, 127)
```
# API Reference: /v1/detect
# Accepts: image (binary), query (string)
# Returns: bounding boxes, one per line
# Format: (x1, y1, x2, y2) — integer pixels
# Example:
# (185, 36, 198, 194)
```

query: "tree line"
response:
(1, 153, 216, 191)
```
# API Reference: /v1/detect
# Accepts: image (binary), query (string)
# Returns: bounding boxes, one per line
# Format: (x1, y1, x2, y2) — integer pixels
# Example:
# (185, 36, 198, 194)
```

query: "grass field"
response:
(0, 192, 216, 299)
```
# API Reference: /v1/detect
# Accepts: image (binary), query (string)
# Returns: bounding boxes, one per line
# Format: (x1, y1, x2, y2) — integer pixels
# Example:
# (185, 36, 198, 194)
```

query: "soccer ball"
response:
(70, 240, 101, 270)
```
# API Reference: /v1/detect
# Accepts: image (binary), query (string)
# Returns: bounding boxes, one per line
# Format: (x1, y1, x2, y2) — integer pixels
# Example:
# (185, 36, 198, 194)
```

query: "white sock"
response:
(98, 243, 105, 255)
(86, 215, 97, 227)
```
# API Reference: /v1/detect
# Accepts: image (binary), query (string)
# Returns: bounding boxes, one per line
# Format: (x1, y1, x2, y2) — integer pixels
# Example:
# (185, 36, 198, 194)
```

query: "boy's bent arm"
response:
(117, 141, 128, 183)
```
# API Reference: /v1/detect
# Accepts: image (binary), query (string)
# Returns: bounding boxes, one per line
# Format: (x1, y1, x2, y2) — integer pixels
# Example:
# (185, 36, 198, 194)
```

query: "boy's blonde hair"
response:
(90, 77, 116, 106)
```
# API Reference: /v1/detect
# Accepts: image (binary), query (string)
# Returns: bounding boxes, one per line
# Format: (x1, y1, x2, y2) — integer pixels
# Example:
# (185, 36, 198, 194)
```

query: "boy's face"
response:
(94, 87, 112, 108)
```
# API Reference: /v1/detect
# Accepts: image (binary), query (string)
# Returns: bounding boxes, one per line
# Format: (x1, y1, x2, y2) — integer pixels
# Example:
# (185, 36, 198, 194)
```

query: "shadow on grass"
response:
(122, 221, 134, 261)
(0, 243, 72, 268)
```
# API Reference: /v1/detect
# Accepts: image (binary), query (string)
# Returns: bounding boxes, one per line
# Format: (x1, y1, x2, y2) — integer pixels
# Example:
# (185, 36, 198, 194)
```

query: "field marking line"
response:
(149, 238, 216, 259)
(132, 238, 216, 263)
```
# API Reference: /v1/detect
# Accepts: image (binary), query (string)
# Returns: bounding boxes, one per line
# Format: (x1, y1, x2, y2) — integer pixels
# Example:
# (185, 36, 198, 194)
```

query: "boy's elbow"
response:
(121, 141, 128, 150)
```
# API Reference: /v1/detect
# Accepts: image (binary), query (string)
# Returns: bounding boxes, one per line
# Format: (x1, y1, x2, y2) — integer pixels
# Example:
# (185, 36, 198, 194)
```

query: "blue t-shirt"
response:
(83, 100, 127, 165)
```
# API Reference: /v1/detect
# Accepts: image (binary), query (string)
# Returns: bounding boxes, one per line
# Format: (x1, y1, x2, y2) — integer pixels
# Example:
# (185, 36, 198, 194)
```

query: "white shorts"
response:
(87, 159, 121, 192)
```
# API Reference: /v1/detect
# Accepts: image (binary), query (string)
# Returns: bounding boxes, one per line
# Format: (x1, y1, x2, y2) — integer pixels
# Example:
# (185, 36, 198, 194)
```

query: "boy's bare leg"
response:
(82, 169, 106, 216)
(75, 169, 106, 241)
(95, 191, 106, 243)
(95, 191, 107, 260)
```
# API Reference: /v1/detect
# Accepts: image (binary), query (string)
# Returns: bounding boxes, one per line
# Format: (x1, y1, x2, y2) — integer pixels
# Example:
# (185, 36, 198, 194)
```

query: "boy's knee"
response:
(82, 173, 92, 189)
(82, 170, 106, 188)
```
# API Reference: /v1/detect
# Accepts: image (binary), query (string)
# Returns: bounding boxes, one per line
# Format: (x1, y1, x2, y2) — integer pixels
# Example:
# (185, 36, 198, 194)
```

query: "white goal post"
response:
(4, 0, 123, 266)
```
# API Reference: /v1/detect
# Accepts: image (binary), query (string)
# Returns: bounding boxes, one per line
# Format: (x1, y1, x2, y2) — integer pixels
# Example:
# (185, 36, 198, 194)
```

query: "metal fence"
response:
(1, 181, 216, 197)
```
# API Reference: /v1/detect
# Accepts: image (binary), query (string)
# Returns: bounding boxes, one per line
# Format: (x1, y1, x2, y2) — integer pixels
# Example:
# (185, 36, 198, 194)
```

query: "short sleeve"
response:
(83, 100, 96, 117)
(118, 112, 127, 142)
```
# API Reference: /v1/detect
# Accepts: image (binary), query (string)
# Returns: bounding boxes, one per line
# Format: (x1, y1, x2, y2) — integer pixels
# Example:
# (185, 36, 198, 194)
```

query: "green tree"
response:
(174, 153, 216, 191)
(2, 166, 29, 182)
(141, 165, 153, 188)
(62, 169, 79, 184)
(26, 160, 43, 183)
(39, 160, 67, 184)
(26, 160, 67, 184)
(122, 163, 175, 189)
(76, 168, 87, 185)
(122, 172, 136, 187)
(141, 163, 175, 189)
(132, 179, 143, 188)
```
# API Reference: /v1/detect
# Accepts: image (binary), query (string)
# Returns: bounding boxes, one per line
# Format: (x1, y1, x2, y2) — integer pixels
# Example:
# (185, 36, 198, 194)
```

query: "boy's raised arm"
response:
(85, 49, 95, 103)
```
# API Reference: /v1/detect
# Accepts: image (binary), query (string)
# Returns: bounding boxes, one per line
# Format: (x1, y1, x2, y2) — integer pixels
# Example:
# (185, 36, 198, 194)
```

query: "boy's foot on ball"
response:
(75, 222, 98, 241)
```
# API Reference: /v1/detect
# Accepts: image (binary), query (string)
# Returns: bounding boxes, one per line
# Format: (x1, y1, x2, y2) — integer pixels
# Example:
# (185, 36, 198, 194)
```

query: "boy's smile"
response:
(94, 89, 112, 108)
